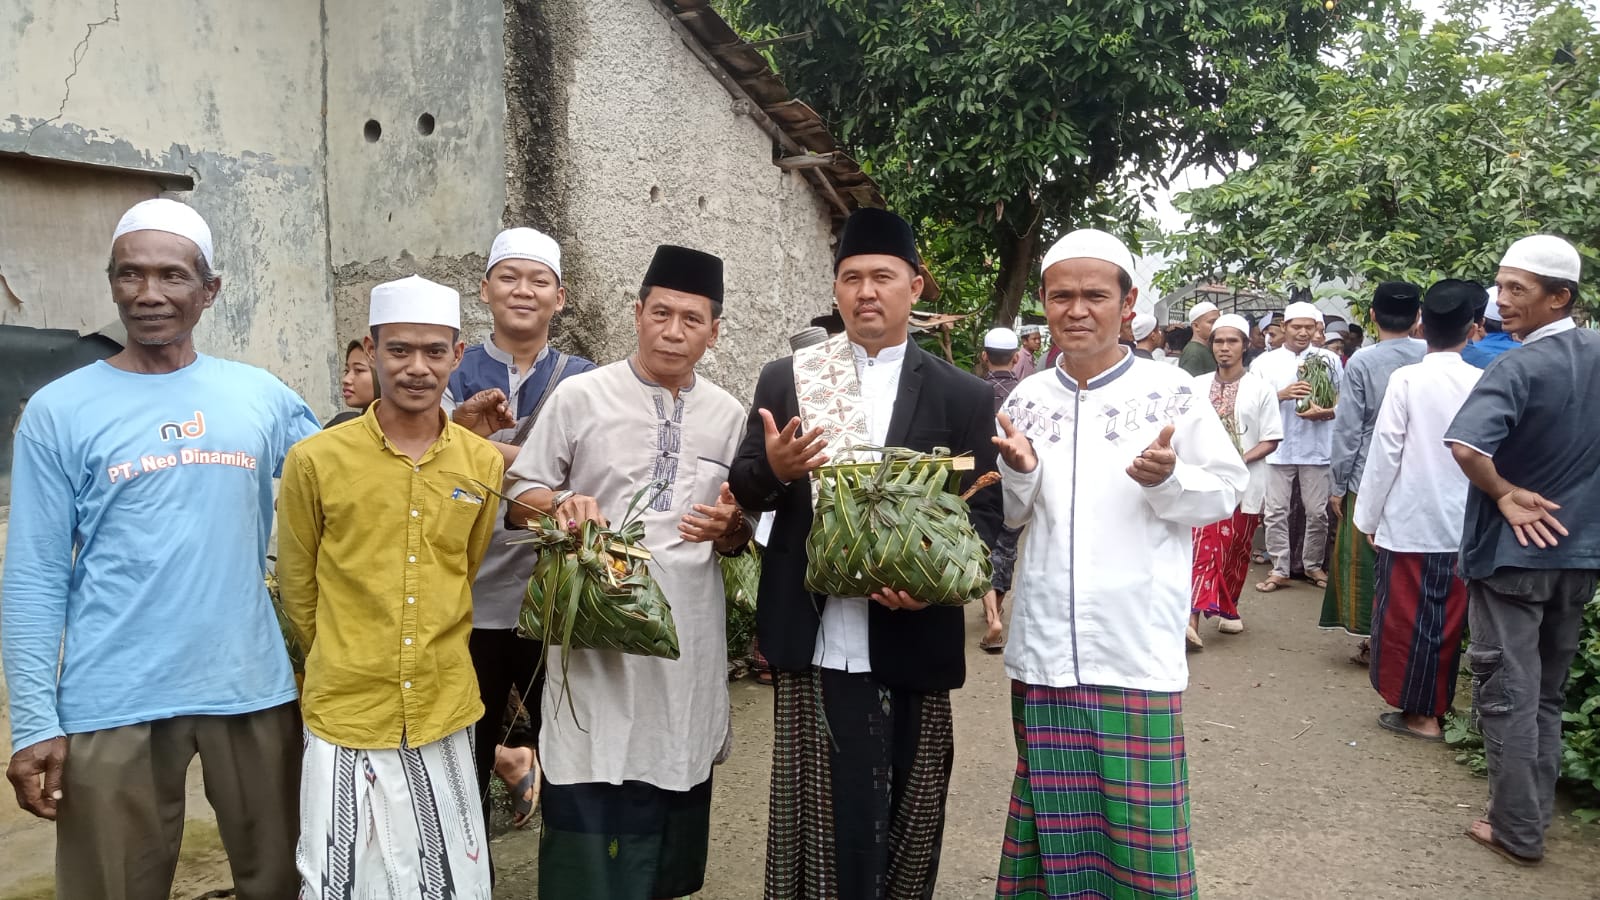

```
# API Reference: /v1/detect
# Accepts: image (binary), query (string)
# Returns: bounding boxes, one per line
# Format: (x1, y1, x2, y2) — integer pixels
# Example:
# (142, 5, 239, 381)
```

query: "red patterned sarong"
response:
(1190, 508, 1261, 620)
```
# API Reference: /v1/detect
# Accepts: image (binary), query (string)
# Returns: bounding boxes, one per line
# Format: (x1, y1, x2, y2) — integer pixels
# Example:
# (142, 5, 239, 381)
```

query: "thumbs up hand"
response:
(1127, 424, 1177, 487)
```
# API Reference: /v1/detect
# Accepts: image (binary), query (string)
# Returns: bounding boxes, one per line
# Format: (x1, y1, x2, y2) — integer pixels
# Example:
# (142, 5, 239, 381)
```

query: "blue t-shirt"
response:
(2, 355, 320, 750)
(1462, 331, 1519, 369)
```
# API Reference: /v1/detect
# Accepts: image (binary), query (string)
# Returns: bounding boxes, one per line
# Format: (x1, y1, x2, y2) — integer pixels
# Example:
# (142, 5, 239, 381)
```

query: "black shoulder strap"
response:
(509, 351, 572, 446)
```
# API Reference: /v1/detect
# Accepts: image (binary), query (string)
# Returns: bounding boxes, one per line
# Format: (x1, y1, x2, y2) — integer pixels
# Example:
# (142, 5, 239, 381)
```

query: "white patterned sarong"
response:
(297, 726, 490, 900)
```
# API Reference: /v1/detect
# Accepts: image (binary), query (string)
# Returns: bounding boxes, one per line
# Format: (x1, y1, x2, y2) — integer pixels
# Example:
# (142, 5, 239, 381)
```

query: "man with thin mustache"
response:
(278, 275, 504, 897)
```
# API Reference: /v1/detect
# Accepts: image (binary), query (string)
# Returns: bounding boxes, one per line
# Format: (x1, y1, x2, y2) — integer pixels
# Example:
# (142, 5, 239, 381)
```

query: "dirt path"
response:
(5, 561, 1599, 898)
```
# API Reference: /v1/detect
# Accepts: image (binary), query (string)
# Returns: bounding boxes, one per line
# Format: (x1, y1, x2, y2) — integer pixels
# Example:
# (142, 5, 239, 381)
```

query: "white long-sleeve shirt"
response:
(1249, 345, 1345, 466)
(999, 352, 1249, 692)
(1353, 352, 1482, 553)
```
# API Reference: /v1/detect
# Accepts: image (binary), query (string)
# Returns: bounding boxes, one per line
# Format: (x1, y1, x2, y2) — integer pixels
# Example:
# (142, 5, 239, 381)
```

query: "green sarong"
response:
(1319, 491, 1377, 636)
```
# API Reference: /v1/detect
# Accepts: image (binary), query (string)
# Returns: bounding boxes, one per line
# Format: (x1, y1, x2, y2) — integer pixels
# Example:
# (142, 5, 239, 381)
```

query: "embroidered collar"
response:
(1054, 347, 1134, 393)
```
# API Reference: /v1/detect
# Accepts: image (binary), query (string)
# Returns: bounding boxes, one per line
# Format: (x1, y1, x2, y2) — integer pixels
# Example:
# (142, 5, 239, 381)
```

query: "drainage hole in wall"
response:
(649, 185, 662, 203)
(417, 113, 435, 135)
(364, 119, 382, 142)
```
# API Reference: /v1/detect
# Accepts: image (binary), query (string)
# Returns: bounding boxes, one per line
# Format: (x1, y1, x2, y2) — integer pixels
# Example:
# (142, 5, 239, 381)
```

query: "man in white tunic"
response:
(1249, 301, 1343, 594)
(1187, 314, 1283, 644)
(992, 229, 1247, 899)
(505, 245, 750, 899)
(1354, 280, 1484, 741)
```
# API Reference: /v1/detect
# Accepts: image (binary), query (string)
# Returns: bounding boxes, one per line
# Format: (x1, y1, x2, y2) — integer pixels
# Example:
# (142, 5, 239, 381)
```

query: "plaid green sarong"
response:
(1319, 491, 1377, 636)
(997, 682, 1196, 899)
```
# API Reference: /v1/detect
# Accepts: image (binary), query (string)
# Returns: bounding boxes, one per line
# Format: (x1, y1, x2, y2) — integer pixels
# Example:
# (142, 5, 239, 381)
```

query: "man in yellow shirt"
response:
(277, 275, 503, 899)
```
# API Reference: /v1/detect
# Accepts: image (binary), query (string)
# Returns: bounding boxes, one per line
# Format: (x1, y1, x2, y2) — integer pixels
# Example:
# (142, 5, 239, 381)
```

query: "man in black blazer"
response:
(730, 208, 1001, 900)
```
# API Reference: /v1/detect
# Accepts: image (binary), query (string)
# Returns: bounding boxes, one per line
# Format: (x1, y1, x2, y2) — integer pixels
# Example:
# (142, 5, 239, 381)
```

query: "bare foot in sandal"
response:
(1466, 819, 1542, 866)
(1255, 575, 1294, 593)
(1305, 567, 1330, 588)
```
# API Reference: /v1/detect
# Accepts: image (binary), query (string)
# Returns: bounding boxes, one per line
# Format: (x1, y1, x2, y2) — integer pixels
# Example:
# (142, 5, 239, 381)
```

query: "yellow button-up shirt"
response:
(277, 403, 503, 749)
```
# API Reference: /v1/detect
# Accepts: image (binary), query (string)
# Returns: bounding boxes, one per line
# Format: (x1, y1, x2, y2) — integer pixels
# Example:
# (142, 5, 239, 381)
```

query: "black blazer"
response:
(728, 341, 1002, 693)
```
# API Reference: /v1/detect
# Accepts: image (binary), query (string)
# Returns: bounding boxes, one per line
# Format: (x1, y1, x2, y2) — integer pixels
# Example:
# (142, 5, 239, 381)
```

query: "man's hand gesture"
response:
(760, 410, 829, 483)
(1498, 487, 1568, 549)
(7, 737, 67, 820)
(681, 482, 743, 545)
(992, 413, 1037, 474)
(1127, 425, 1178, 487)
(454, 388, 516, 436)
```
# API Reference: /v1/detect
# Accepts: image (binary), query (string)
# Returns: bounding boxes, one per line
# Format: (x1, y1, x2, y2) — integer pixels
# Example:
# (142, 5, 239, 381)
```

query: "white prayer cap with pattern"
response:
(1283, 301, 1324, 325)
(1500, 234, 1581, 281)
(1212, 314, 1251, 340)
(487, 227, 562, 280)
(369, 275, 461, 330)
(1040, 229, 1135, 282)
(1130, 312, 1159, 341)
(112, 199, 214, 268)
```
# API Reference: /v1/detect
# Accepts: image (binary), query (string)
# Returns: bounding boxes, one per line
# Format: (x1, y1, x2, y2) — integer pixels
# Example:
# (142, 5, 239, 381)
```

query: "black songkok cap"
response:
(834, 207, 920, 273)
(1422, 279, 1484, 332)
(1371, 280, 1423, 317)
(642, 245, 724, 307)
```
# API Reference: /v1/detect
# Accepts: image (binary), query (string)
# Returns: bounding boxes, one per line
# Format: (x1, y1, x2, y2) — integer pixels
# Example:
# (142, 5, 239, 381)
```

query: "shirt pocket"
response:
(432, 491, 485, 558)
(688, 456, 731, 513)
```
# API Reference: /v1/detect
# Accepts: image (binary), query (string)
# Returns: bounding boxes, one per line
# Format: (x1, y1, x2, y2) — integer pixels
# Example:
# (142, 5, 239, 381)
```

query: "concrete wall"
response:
(1, 0, 334, 406)
(325, 0, 508, 347)
(540, 0, 838, 402)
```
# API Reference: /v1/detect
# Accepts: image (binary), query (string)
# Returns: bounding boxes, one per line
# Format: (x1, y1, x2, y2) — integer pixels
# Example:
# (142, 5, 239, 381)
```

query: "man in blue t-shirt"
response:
(1463, 286, 1522, 369)
(2, 199, 319, 900)
(441, 227, 596, 851)
(1445, 234, 1600, 866)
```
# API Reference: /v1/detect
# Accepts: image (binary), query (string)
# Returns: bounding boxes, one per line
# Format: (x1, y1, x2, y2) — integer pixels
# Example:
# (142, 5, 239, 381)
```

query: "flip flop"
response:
(1255, 578, 1293, 593)
(979, 635, 1006, 654)
(509, 754, 543, 829)
(1465, 822, 1542, 867)
(1377, 711, 1443, 742)
(1305, 568, 1330, 589)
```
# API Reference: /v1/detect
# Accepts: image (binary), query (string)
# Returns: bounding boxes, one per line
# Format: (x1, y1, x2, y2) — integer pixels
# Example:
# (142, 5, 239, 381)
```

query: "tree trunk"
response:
(990, 194, 1043, 327)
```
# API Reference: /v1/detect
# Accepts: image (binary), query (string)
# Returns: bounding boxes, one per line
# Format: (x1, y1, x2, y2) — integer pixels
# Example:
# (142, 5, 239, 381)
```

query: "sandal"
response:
(979, 635, 1006, 654)
(1255, 576, 1293, 593)
(1252, 552, 1269, 565)
(1466, 821, 1542, 867)
(1304, 567, 1330, 589)
(1377, 711, 1443, 742)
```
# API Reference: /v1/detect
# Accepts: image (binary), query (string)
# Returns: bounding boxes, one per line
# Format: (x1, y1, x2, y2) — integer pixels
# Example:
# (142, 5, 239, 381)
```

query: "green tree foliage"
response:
(718, 0, 1346, 329)
(1164, 0, 1600, 310)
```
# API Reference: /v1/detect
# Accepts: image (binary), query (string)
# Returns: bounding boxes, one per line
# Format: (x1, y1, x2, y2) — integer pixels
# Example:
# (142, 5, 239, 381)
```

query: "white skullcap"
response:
(487, 227, 562, 280)
(1130, 312, 1158, 341)
(1041, 228, 1136, 281)
(112, 199, 214, 268)
(1212, 314, 1251, 340)
(1186, 301, 1220, 324)
(983, 327, 1020, 351)
(369, 275, 461, 330)
(1500, 234, 1581, 281)
(1483, 286, 1503, 322)
(1283, 301, 1324, 325)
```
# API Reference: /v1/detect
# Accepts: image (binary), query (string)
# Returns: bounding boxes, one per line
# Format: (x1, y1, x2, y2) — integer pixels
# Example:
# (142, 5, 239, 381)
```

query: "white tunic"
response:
(1192, 371, 1283, 515)
(1353, 352, 1482, 553)
(999, 353, 1248, 692)
(505, 360, 745, 791)
(1248, 346, 1345, 466)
